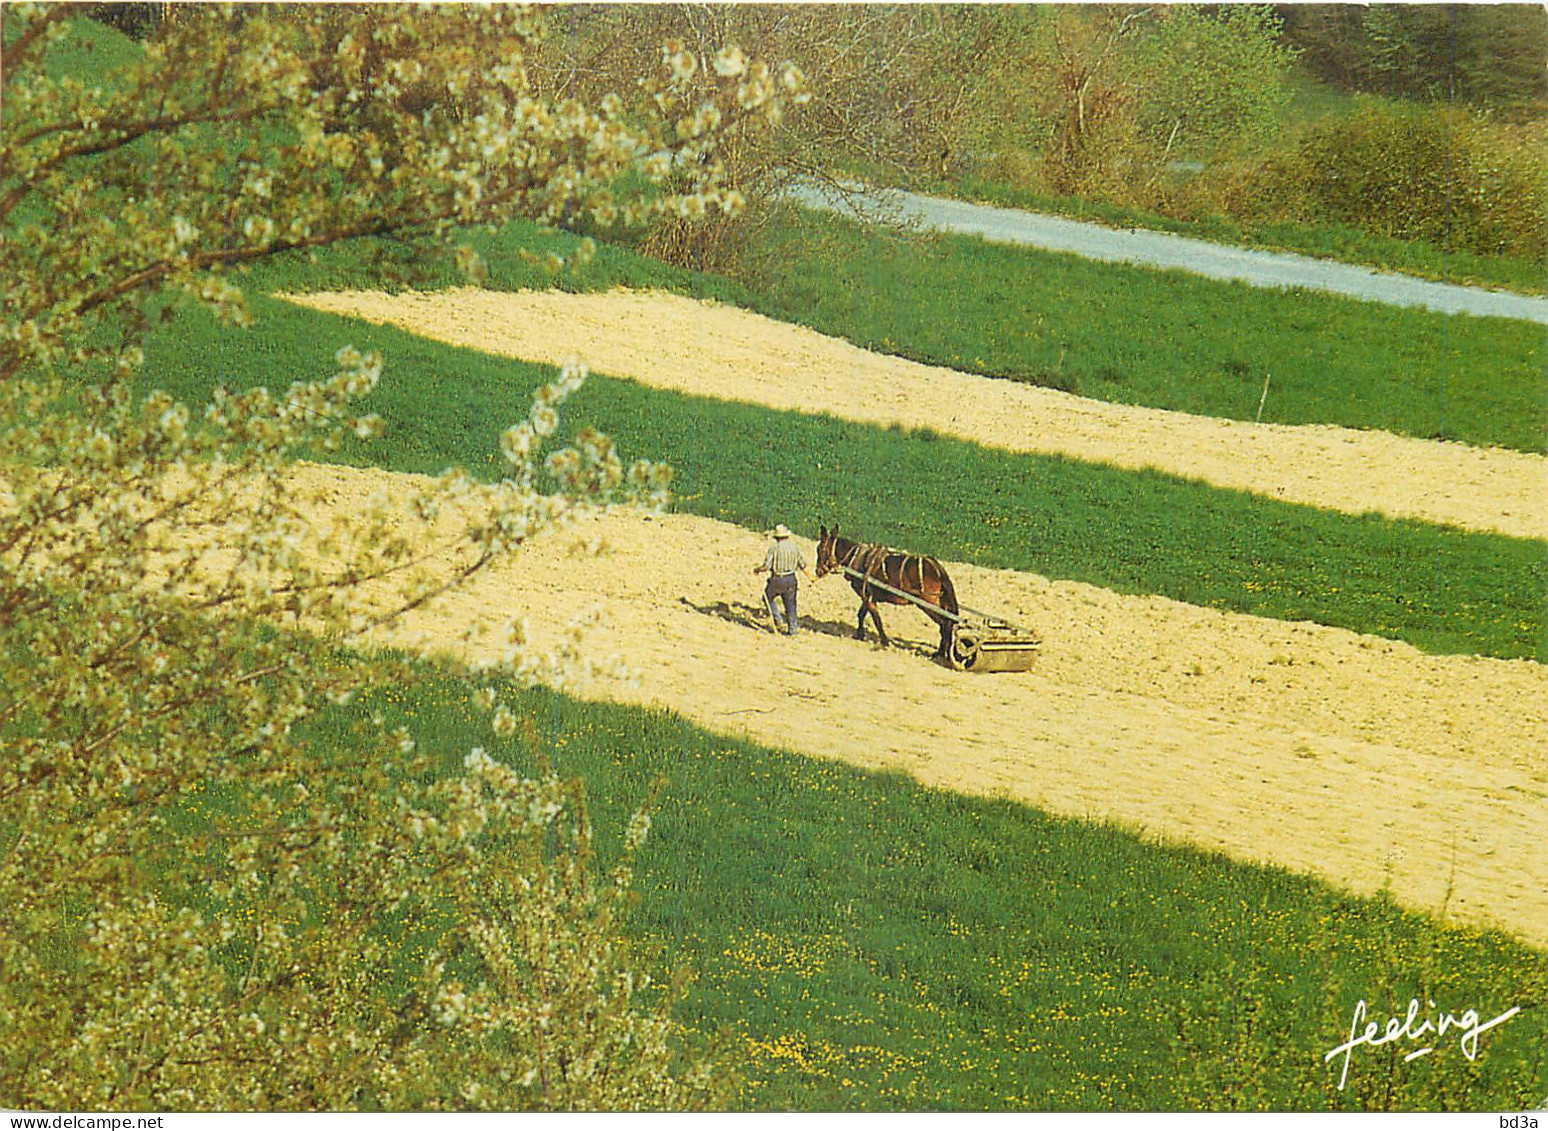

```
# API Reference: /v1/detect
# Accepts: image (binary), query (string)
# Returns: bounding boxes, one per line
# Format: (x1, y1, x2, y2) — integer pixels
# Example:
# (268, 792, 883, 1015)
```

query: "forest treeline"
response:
(1279, 4, 1544, 110)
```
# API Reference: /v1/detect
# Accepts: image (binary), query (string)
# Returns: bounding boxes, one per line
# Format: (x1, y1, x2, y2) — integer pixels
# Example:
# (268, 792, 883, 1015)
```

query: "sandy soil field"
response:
(276, 461, 1547, 949)
(288, 288, 1548, 542)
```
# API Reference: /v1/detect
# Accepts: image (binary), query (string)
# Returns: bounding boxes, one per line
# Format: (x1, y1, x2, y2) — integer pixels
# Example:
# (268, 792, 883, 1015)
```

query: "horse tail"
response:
(934, 558, 959, 616)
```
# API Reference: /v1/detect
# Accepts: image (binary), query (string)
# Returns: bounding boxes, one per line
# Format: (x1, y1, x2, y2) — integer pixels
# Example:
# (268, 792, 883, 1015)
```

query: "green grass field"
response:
(24, 15, 1548, 1111)
(138, 294, 1547, 664)
(143, 658, 1546, 1111)
(885, 172, 1548, 298)
(238, 205, 1547, 457)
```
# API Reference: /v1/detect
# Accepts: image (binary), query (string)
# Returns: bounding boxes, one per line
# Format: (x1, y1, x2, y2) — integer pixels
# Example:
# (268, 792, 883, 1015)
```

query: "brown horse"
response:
(815, 525, 959, 658)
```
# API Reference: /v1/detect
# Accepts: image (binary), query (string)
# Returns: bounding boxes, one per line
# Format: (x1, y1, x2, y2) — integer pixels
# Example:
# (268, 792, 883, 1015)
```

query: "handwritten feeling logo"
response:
(1324, 998, 1522, 1091)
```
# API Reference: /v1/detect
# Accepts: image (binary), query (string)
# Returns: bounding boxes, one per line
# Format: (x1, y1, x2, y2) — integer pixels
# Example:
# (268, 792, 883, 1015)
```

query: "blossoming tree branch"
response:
(0, 2, 806, 1110)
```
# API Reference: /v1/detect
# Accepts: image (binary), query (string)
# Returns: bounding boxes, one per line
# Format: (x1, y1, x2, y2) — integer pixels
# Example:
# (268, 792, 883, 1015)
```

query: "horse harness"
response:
(840, 541, 931, 598)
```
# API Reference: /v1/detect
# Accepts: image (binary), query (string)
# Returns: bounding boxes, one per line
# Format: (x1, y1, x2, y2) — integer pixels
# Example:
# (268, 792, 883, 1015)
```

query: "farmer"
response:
(753, 524, 813, 636)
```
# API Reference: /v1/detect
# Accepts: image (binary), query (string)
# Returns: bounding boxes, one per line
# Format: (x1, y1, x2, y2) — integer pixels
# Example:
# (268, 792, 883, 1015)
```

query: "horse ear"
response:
(819, 524, 827, 538)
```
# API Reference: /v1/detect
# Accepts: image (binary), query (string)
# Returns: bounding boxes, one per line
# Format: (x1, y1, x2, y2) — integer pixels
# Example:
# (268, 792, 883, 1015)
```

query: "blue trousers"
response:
(765, 574, 798, 635)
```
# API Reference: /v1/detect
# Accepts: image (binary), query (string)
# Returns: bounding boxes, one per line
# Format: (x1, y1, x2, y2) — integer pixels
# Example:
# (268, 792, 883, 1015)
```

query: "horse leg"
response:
(934, 613, 953, 659)
(854, 603, 867, 640)
(922, 587, 952, 658)
(869, 601, 891, 646)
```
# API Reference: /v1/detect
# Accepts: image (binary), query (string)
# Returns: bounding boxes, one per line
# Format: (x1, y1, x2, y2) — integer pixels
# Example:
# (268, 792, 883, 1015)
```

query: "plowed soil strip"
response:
(287, 288, 1548, 542)
(286, 463, 1548, 948)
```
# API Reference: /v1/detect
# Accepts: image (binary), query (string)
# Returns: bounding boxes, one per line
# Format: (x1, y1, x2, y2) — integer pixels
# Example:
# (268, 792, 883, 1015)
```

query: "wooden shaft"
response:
(834, 563, 1036, 635)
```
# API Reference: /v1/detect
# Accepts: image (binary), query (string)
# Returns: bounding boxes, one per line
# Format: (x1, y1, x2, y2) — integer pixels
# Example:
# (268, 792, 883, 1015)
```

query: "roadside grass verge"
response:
(138, 295, 1547, 663)
(164, 657, 1548, 1110)
(738, 209, 1546, 454)
(886, 171, 1548, 297)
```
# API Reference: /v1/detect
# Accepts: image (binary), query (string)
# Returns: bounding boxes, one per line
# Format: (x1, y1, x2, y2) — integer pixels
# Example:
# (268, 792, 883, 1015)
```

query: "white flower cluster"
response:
(0, 2, 778, 1109)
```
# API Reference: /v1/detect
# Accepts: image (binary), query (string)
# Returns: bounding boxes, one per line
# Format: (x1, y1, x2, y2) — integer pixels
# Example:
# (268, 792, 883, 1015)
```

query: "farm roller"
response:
(945, 615, 1040, 673)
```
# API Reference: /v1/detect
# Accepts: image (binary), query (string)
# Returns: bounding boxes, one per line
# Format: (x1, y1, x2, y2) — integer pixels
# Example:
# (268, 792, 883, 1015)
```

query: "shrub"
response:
(1205, 100, 1546, 261)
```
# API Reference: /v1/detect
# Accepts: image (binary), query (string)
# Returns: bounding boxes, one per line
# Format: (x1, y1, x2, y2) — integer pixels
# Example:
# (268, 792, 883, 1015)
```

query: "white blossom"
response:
(712, 45, 747, 78)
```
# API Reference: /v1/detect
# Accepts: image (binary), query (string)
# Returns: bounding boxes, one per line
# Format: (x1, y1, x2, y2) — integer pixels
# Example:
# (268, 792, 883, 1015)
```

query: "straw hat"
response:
(773, 524, 792, 539)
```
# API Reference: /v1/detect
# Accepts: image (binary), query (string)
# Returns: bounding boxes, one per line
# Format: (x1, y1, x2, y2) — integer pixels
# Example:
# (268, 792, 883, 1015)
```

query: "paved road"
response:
(788, 181, 1548, 325)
